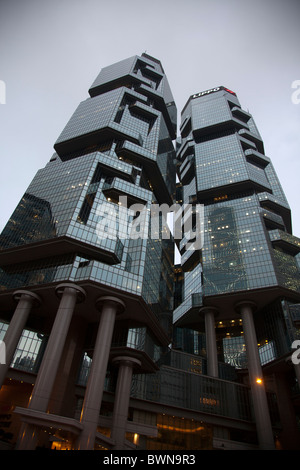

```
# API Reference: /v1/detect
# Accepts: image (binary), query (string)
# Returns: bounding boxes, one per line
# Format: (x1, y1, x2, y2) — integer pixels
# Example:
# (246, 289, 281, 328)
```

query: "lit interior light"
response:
(256, 378, 263, 385)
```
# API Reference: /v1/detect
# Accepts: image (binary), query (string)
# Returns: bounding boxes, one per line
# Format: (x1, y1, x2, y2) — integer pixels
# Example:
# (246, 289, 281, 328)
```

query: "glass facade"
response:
(0, 54, 179, 449)
(0, 59, 299, 451)
(202, 195, 278, 295)
(146, 414, 213, 450)
(130, 366, 252, 422)
(175, 86, 300, 372)
(0, 321, 46, 374)
(0, 53, 176, 329)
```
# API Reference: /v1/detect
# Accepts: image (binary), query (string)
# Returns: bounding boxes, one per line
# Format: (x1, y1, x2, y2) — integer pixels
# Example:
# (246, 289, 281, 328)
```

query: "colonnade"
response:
(201, 302, 275, 450)
(1, 286, 299, 450)
(0, 283, 138, 450)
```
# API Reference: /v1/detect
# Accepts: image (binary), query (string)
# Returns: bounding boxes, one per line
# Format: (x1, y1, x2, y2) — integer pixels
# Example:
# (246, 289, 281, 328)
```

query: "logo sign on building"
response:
(191, 86, 236, 100)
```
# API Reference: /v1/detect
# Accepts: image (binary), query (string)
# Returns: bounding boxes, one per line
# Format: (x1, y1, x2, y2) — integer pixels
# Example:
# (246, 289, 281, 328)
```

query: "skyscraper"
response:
(175, 85, 300, 450)
(0, 58, 299, 451)
(0, 53, 176, 450)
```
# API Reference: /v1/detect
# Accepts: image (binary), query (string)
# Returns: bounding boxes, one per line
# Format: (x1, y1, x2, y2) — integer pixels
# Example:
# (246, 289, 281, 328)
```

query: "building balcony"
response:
(192, 116, 247, 139)
(137, 84, 176, 140)
(247, 162, 271, 191)
(173, 293, 203, 327)
(0, 232, 124, 268)
(238, 129, 264, 154)
(261, 209, 285, 230)
(176, 138, 194, 164)
(231, 106, 252, 121)
(102, 176, 151, 206)
(115, 141, 174, 205)
(115, 140, 156, 164)
(245, 148, 270, 168)
(179, 155, 195, 184)
(129, 100, 160, 120)
(258, 191, 290, 211)
(258, 192, 291, 233)
(180, 115, 192, 138)
(268, 229, 300, 255)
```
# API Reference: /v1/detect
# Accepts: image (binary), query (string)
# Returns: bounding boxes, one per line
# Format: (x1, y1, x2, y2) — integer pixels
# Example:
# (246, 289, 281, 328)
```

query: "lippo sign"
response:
(95, 196, 204, 251)
(191, 86, 236, 100)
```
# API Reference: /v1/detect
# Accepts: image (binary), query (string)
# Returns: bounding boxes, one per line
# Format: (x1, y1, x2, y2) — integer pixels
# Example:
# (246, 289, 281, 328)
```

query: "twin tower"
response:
(0, 53, 300, 450)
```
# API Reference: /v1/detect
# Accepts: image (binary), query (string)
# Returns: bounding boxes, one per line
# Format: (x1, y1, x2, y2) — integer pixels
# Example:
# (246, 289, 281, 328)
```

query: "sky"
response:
(0, 0, 299, 238)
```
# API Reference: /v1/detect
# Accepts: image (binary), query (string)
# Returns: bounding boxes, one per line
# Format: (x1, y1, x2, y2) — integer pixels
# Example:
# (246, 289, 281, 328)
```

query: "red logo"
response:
(224, 88, 236, 95)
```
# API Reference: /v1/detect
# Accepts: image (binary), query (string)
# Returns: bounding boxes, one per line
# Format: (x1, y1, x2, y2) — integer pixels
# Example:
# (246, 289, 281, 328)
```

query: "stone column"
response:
(200, 307, 219, 377)
(76, 296, 125, 450)
(236, 301, 275, 450)
(111, 356, 141, 449)
(0, 290, 41, 389)
(16, 283, 86, 450)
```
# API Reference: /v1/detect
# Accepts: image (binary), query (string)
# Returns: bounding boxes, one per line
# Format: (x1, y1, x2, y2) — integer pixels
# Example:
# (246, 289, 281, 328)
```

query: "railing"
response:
(130, 366, 253, 423)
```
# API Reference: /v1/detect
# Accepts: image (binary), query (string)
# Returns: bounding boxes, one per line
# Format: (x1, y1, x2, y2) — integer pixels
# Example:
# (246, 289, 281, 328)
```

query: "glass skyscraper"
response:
(174, 85, 300, 450)
(0, 57, 299, 451)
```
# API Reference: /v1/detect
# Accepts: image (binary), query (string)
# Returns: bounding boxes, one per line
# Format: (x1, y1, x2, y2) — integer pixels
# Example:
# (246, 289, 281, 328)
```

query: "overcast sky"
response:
(0, 0, 299, 238)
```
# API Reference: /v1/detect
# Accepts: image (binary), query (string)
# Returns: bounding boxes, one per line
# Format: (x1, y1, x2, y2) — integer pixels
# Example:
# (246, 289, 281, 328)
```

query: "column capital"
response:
(235, 300, 257, 314)
(96, 296, 125, 314)
(55, 283, 86, 303)
(199, 306, 219, 319)
(13, 290, 41, 307)
(112, 355, 142, 369)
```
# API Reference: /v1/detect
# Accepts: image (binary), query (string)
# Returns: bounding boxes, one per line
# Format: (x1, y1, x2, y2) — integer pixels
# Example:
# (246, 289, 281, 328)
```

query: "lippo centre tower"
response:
(174, 86, 300, 449)
(0, 53, 176, 450)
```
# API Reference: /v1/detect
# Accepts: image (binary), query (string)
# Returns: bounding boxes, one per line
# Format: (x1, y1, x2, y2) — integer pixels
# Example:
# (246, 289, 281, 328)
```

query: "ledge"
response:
(0, 235, 123, 267)
(14, 407, 83, 435)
